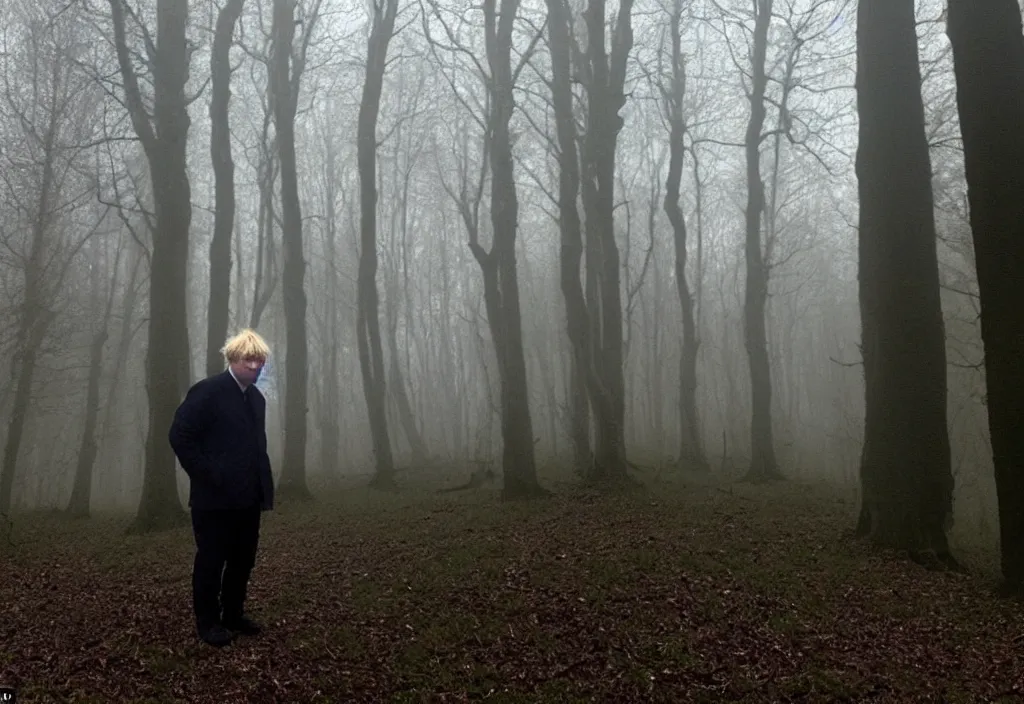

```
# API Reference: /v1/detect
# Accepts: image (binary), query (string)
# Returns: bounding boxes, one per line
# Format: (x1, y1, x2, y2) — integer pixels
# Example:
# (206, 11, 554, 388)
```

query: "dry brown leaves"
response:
(1, 478, 1021, 702)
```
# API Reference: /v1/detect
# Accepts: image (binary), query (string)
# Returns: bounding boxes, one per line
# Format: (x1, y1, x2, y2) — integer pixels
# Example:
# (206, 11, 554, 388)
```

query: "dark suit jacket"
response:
(168, 370, 275, 511)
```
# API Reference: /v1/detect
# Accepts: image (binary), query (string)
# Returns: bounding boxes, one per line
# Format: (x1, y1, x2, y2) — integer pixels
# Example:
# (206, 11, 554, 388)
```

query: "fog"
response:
(0, 0, 995, 555)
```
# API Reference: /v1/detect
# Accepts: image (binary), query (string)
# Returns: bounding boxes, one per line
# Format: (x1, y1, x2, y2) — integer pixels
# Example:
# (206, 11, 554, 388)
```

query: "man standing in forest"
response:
(169, 329, 275, 647)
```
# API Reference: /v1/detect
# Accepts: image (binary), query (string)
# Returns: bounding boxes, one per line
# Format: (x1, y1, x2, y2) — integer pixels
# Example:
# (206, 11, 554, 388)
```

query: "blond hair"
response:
(221, 328, 270, 364)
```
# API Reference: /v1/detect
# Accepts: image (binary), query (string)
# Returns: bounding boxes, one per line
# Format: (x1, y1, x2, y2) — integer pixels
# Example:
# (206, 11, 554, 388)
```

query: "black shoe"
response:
(223, 615, 262, 636)
(198, 623, 234, 647)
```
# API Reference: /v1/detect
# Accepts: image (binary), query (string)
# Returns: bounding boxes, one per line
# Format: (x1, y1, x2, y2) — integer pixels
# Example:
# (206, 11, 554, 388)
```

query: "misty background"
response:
(0, 0, 994, 553)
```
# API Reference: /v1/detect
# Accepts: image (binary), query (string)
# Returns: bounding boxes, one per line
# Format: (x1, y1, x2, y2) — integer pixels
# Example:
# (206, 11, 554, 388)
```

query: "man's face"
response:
(230, 356, 265, 387)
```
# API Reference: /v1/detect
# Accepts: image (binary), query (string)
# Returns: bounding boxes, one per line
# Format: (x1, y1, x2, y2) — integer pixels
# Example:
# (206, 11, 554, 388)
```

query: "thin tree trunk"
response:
(0, 313, 51, 515)
(0, 85, 59, 516)
(387, 327, 427, 463)
(580, 0, 634, 482)
(99, 252, 144, 479)
(250, 58, 278, 330)
(271, 0, 315, 499)
(741, 0, 781, 482)
(250, 138, 278, 328)
(356, 0, 398, 489)
(319, 135, 342, 479)
(470, 0, 546, 498)
(547, 0, 634, 483)
(661, 1, 706, 470)
(389, 150, 429, 464)
(67, 241, 123, 517)
(206, 0, 245, 376)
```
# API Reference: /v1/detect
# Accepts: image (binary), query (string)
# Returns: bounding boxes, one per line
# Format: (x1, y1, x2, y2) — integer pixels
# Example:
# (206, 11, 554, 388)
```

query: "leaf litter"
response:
(1, 476, 1022, 702)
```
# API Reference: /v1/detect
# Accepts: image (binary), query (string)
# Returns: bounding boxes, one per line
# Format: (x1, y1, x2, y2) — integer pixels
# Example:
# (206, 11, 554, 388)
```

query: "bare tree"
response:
(382, 67, 431, 466)
(576, 0, 637, 482)
(423, 0, 548, 497)
(543, 0, 636, 482)
(269, 0, 321, 500)
(106, 0, 195, 531)
(311, 102, 348, 480)
(67, 234, 124, 517)
(657, 0, 707, 471)
(236, 9, 283, 330)
(357, 0, 400, 489)
(737, 0, 781, 482)
(206, 0, 246, 376)
(0, 0, 108, 516)
(854, 0, 955, 565)
(704, 0, 844, 481)
(946, 0, 1024, 590)
(543, 0, 592, 476)
(477, 0, 547, 497)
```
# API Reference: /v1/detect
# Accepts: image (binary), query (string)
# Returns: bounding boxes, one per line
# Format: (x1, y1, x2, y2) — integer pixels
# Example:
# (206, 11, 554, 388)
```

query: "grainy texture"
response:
(1, 473, 1021, 702)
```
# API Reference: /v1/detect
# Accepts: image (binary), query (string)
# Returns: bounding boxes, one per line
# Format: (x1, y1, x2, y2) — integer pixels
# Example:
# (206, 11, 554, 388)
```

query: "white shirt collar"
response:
(228, 367, 248, 392)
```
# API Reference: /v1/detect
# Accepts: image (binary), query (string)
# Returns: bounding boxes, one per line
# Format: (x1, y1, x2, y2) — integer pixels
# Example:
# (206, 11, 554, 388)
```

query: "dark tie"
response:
(242, 389, 256, 422)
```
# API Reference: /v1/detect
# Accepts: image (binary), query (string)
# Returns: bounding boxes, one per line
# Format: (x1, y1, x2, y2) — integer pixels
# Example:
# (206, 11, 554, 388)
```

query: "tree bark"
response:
(474, 0, 546, 498)
(357, 0, 399, 489)
(319, 131, 342, 479)
(741, 0, 781, 482)
(388, 147, 429, 465)
(271, 0, 312, 500)
(250, 124, 278, 328)
(661, 0, 707, 471)
(98, 251, 144, 484)
(109, 0, 192, 532)
(545, 0, 633, 484)
(206, 0, 245, 376)
(568, 354, 591, 474)
(578, 0, 635, 482)
(855, 0, 955, 563)
(67, 243, 123, 517)
(0, 82, 59, 517)
(545, 0, 591, 479)
(946, 0, 1024, 588)
(387, 327, 427, 463)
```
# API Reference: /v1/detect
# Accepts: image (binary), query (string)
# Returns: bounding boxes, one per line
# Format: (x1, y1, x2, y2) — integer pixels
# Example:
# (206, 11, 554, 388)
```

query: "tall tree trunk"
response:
(357, 0, 398, 490)
(110, 0, 192, 531)
(387, 327, 427, 463)
(319, 133, 342, 479)
(474, 0, 546, 499)
(568, 354, 591, 474)
(250, 56, 279, 330)
(98, 251, 144, 479)
(389, 153, 429, 464)
(271, 0, 314, 500)
(741, 0, 781, 482)
(67, 242, 123, 517)
(206, 0, 245, 376)
(855, 0, 955, 564)
(661, 0, 706, 471)
(0, 85, 59, 516)
(946, 0, 1024, 588)
(578, 0, 635, 482)
(648, 259, 665, 457)
(544, 0, 631, 483)
(250, 132, 278, 328)
(0, 311, 52, 516)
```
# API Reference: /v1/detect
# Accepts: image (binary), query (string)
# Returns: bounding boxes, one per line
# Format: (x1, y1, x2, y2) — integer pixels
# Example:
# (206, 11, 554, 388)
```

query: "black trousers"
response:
(190, 507, 262, 630)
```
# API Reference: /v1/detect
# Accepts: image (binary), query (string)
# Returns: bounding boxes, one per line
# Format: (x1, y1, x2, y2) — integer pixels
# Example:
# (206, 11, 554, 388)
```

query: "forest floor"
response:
(1, 466, 1022, 703)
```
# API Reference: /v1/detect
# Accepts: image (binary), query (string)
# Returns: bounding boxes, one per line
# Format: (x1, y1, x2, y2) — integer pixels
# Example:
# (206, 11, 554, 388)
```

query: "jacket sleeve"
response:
(168, 381, 215, 483)
(255, 388, 273, 473)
